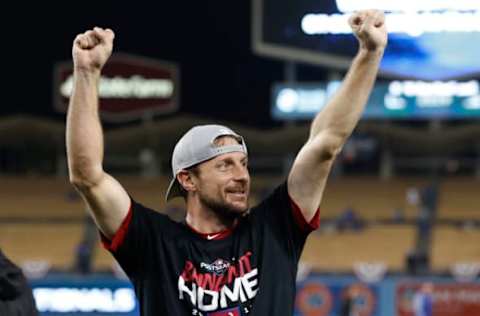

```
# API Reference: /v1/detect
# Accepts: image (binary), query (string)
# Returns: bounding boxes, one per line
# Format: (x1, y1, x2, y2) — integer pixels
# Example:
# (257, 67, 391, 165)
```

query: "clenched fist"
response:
(72, 27, 115, 73)
(349, 10, 387, 53)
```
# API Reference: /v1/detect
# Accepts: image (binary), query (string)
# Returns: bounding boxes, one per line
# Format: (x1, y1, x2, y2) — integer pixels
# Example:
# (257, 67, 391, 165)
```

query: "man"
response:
(0, 249, 38, 316)
(413, 282, 434, 316)
(66, 9, 387, 315)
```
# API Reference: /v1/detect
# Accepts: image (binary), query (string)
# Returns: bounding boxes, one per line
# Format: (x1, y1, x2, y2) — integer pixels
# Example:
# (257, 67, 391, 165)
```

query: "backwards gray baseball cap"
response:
(165, 124, 248, 201)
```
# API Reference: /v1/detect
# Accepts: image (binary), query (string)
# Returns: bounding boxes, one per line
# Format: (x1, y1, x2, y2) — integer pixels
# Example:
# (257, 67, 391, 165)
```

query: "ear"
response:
(177, 170, 197, 193)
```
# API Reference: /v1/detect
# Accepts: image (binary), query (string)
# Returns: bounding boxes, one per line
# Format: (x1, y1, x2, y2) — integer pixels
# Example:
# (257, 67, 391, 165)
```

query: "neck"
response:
(185, 196, 236, 234)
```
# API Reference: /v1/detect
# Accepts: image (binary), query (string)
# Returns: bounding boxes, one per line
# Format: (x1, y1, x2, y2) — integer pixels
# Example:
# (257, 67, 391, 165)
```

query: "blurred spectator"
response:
(74, 241, 93, 274)
(413, 282, 434, 316)
(139, 148, 159, 178)
(420, 183, 438, 213)
(406, 187, 420, 207)
(0, 249, 38, 316)
(392, 206, 406, 223)
(73, 215, 98, 274)
(340, 290, 353, 316)
(336, 206, 364, 232)
(340, 286, 360, 316)
(406, 249, 430, 275)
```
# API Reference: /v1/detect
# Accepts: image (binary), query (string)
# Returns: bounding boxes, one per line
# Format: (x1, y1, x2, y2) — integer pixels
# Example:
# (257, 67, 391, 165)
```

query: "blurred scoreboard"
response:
(272, 80, 480, 120)
(253, 0, 480, 80)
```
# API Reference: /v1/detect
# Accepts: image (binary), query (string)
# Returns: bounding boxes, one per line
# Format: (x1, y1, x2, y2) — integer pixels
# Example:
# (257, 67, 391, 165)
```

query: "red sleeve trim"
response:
(289, 197, 320, 232)
(100, 201, 133, 252)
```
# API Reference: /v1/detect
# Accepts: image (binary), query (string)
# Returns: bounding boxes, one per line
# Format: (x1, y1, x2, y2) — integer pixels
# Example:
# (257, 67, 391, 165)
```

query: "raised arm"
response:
(66, 27, 130, 239)
(288, 10, 388, 221)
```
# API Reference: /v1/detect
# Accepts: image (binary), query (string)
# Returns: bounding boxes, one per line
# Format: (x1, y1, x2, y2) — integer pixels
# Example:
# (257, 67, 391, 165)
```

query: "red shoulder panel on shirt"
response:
(289, 197, 320, 232)
(100, 201, 133, 252)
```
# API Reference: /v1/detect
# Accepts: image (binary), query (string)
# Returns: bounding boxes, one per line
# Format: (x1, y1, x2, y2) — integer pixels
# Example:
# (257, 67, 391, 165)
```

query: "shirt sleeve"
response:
(99, 199, 169, 279)
(251, 182, 320, 259)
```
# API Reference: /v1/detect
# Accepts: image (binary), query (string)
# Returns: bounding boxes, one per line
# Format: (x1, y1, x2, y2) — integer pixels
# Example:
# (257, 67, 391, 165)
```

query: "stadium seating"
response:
(1, 175, 479, 272)
(301, 225, 416, 271)
(0, 222, 115, 271)
(431, 226, 480, 270)
(437, 177, 480, 219)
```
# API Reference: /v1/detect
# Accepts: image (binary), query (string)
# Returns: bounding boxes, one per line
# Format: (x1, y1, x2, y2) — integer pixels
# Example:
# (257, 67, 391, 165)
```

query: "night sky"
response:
(5, 1, 329, 129)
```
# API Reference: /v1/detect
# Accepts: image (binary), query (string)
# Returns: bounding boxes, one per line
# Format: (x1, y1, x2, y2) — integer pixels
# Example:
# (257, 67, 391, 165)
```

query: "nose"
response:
(233, 163, 249, 182)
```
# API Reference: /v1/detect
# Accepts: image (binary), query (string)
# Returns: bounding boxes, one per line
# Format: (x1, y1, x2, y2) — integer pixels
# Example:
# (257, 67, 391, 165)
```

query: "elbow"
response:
(314, 133, 346, 162)
(319, 144, 342, 162)
(68, 159, 104, 190)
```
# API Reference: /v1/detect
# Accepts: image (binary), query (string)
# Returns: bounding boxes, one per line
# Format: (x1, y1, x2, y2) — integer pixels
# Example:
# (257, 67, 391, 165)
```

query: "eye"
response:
(216, 161, 229, 170)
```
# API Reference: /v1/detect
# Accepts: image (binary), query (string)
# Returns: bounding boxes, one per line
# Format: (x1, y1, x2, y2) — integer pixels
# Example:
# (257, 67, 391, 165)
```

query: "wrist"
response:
(73, 67, 101, 82)
(74, 66, 101, 75)
(357, 47, 385, 61)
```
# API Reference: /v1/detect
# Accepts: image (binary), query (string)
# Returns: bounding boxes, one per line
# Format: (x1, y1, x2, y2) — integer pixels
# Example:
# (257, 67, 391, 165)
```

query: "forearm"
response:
(309, 48, 383, 142)
(66, 70, 105, 186)
(288, 10, 387, 220)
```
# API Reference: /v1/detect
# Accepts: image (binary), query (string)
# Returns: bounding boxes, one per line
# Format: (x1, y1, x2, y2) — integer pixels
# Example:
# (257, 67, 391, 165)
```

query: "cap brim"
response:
(165, 178, 183, 202)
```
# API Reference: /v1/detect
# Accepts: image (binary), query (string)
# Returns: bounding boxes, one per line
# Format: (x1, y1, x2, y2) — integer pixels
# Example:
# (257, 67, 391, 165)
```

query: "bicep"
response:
(75, 172, 130, 239)
(287, 133, 338, 221)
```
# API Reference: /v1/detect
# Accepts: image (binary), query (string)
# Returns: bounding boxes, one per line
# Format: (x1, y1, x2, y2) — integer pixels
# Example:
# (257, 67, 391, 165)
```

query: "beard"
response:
(198, 190, 249, 221)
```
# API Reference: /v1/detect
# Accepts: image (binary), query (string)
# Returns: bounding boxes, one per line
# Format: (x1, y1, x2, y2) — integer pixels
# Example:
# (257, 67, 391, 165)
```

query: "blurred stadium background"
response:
(2, 1, 480, 315)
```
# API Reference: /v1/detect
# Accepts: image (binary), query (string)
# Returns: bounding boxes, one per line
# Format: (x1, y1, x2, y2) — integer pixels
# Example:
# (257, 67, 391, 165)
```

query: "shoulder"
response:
(131, 199, 183, 230)
(247, 181, 289, 218)
(254, 182, 289, 209)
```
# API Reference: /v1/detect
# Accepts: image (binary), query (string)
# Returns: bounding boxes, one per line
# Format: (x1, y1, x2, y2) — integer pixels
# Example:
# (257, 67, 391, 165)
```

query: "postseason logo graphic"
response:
(201, 259, 231, 276)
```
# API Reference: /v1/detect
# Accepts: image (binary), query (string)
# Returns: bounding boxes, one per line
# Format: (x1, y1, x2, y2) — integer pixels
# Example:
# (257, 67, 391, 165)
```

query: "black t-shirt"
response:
(102, 182, 319, 316)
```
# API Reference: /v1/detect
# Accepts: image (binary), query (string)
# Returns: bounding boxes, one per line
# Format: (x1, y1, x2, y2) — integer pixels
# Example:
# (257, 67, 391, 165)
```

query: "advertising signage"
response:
(272, 80, 480, 120)
(397, 282, 480, 316)
(54, 53, 179, 123)
(30, 277, 138, 316)
(253, 0, 480, 80)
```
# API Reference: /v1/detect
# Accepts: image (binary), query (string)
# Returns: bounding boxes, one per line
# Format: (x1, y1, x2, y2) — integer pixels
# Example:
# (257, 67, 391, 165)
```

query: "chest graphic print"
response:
(178, 251, 258, 315)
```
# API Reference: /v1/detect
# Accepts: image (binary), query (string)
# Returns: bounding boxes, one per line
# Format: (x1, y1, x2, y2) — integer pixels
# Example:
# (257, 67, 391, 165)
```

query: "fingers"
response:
(74, 32, 96, 50)
(74, 27, 115, 50)
(348, 10, 387, 51)
(365, 10, 384, 29)
(348, 11, 366, 29)
(373, 11, 385, 28)
(349, 10, 384, 32)
(74, 34, 89, 50)
(93, 27, 115, 43)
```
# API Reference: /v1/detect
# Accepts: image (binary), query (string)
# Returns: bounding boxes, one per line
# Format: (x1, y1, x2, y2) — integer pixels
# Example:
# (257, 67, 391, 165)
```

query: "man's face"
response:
(193, 137, 250, 218)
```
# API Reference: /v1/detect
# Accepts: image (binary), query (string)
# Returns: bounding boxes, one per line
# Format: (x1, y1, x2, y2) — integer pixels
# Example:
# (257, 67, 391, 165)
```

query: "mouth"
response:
(226, 188, 247, 200)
